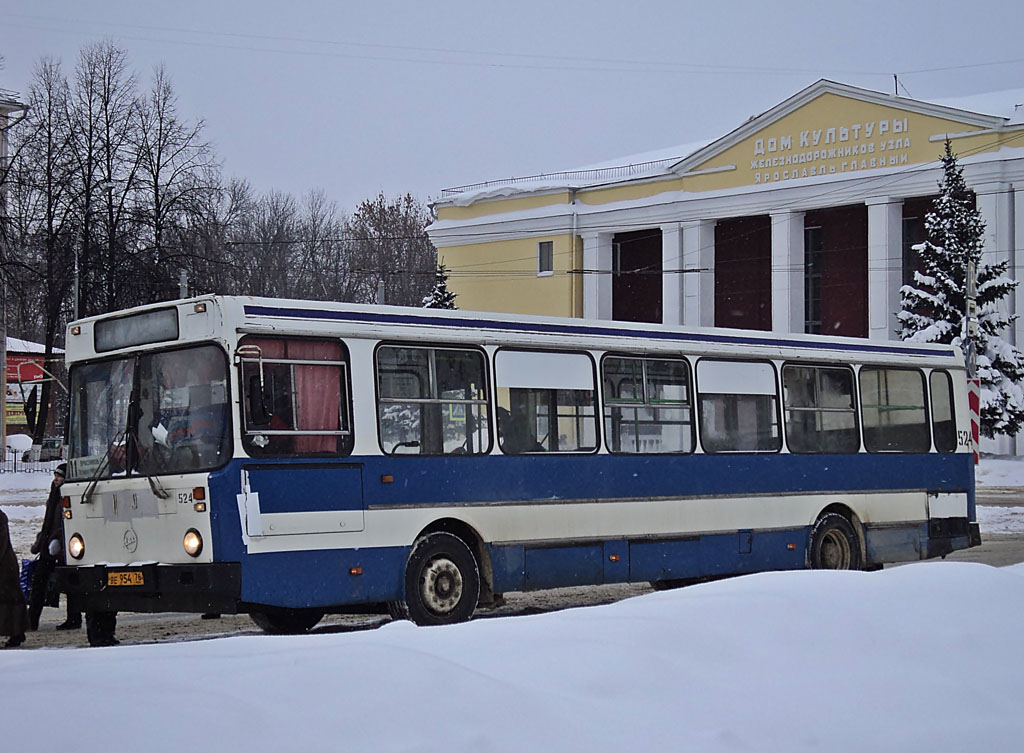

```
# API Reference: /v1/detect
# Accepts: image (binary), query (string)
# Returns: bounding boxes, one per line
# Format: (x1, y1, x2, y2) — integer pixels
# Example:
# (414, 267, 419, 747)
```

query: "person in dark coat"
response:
(0, 506, 29, 647)
(29, 463, 82, 631)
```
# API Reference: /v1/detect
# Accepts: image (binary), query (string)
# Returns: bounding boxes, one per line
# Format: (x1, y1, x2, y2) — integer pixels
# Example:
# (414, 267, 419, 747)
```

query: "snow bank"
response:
(1, 562, 1022, 752)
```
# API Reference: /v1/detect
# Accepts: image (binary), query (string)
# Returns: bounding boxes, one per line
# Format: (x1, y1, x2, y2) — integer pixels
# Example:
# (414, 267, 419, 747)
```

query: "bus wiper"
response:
(81, 430, 126, 505)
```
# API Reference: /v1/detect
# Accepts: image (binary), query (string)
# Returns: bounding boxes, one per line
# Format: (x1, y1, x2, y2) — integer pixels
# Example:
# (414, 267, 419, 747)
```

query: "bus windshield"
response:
(68, 344, 231, 479)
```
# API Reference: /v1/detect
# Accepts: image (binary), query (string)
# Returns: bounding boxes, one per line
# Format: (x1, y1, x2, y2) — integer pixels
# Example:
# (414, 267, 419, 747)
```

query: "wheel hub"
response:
(820, 530, 851, 569)
(420, 556, 464, 615)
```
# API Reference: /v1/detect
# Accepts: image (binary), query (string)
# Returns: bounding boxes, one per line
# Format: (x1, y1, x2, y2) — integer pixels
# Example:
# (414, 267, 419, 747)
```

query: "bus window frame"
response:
(374, 341, 493, 457)
(493, 346, 600, 455)
(695, 357, 783, 455)
(859, 365, 931, 454)
(780, 362, 861, 455)
(237, 335, 354, 458)
(600, 352, 695, 455)
(67, 341, 235, 480)
(929, 368, 958, 454)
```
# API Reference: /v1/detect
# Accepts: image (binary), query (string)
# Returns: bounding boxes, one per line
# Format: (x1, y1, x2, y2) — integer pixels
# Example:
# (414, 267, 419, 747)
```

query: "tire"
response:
(808, 512, 862, 570)
(250, 607, 325, 635)
(402, 532, 480, 627)
(386, 600, 408, 621)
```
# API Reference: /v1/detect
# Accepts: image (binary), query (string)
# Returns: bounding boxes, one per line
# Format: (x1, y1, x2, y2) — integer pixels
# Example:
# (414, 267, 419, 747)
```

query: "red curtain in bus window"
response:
(288, 340, 341, 453)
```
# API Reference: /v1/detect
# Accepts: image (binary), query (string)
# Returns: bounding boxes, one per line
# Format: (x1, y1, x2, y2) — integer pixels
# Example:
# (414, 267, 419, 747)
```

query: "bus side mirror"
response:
(248, 374, 272, 426)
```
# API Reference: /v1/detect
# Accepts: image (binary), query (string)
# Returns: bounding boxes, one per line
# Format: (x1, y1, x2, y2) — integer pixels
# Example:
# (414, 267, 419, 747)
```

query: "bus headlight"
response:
(183, 529, 203, 557)
(68, 534, 85, 560)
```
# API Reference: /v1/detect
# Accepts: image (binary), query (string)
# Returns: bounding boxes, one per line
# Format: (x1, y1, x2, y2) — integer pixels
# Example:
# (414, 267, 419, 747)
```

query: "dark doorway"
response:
(803, 205, 868, 337)
(612, 229, 662, 323)
(715, 216, 772, 331)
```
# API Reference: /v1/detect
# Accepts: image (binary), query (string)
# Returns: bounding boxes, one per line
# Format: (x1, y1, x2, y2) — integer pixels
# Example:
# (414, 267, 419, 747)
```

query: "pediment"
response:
(669, 80, 1009, 188)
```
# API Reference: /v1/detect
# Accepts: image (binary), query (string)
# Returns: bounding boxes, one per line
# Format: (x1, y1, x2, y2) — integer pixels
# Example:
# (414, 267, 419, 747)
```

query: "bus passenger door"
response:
(240, 463, 365, 536)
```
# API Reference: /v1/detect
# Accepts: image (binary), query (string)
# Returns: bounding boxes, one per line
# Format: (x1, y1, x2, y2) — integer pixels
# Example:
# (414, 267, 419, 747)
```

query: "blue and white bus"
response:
(58, 296, 980, 642)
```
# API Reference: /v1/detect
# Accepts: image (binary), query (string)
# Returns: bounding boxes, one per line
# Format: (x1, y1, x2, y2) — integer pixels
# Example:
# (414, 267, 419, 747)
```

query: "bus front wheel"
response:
(809, 512, 862, 570)
(401, 532, 480, 627)
(250, 607, 325, 635)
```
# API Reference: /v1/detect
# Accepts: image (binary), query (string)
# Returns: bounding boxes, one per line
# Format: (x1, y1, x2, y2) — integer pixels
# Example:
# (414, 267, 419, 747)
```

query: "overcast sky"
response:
(2, 1, 1022, 212)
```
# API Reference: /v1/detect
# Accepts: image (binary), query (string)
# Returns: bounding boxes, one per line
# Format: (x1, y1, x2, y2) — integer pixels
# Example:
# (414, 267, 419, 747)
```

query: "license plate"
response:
(107, 570, 144, 587)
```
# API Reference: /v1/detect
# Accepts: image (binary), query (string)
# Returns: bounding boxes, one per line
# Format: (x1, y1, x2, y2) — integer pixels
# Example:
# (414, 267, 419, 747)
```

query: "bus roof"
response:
(66, 295, 964, 366)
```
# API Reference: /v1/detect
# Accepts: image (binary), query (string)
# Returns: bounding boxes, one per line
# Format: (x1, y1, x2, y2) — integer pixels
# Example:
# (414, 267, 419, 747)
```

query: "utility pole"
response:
(179, 270, 189, 299)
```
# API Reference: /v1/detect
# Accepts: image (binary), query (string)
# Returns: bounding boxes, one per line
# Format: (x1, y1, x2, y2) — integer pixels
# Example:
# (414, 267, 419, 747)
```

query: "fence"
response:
(2, 448, 62, 474)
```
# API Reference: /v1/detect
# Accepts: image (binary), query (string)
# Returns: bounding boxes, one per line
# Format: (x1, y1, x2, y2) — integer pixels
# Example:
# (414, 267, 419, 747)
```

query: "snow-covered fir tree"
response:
(897, 141, 1024, 437)
(422, 262, 457, 309)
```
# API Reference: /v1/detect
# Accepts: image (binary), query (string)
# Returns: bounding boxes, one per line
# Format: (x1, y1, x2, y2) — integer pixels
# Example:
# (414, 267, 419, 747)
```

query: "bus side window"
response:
(696, 360, 781, 454)
(782, 364, 859, 453)
(239, 337, 350, 457)
(930, 370, 957, 453)
(860, 367, 929, 452)
(602, 355, 693, 454)
(495, 350, 597, 454)
(376, 345, 490, 456)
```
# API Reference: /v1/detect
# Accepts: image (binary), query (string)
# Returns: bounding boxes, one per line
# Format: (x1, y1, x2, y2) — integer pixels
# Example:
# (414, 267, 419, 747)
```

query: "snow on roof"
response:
(927, 88, 1024, 124)
(6, 336, 62, 354)
(439, 138, 712, 206)
(437, 84, 1024, 207)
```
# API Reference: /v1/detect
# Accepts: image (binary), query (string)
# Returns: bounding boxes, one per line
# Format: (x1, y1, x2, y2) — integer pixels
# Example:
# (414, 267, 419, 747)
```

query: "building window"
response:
(804, 226, 823, 334)
(538, 241, 554, 276)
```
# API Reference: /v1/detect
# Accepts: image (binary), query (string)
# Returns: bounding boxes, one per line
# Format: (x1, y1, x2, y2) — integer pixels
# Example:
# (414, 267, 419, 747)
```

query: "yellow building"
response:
(429, 79, 1024, 340)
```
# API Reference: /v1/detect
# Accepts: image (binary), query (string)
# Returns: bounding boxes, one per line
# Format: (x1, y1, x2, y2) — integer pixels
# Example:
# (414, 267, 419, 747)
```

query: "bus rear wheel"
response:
(250, 607, 325, 635)
(401, 532, 480, 626)
(809, 512, 862, 570)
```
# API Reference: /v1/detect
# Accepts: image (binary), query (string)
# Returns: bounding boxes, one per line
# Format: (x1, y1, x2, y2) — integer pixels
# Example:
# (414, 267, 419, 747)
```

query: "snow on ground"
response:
(975, 455, 1024, 486)
(1, 561, 1022, 752)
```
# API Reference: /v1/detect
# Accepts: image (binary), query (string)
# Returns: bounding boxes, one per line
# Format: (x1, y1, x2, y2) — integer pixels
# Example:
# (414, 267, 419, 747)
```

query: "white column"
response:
(582, 231, 613, 320)
(770, 210, 805, 334)
(976, 182, 1016, 456)
(661, 223, 683, 326)
(1016, 187, 1024, 349)
(682, 219, 716, 327)
(866, 197, 904, 341)
(977, 182, 1015, 317)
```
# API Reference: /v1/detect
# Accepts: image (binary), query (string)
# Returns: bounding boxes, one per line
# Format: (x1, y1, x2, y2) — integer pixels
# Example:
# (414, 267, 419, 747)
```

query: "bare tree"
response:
(3, 57, 77, 442)
(230, 189, 298, 298)
(67, 41, 143, 316)
(134, 64, 216, 303)
(345, 193, 436, 306)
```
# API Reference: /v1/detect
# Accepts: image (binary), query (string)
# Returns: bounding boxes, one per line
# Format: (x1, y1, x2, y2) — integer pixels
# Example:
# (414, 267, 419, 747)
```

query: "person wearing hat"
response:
(29, 462, 82, 631)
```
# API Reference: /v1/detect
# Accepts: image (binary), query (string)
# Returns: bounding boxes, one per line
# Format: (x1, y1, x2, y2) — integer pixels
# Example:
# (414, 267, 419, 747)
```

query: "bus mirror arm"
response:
(248, 374, 272, 426)
(237, 346, 272, 426)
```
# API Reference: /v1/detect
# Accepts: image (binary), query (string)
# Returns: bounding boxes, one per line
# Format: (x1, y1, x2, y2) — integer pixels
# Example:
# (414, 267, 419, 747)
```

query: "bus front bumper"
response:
(56, 563, 242, 614)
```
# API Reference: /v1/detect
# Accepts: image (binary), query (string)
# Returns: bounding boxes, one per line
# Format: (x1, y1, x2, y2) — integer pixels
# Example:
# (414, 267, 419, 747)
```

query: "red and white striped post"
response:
(966, 260, 979, 464)
(968, 378, 981, 464)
